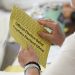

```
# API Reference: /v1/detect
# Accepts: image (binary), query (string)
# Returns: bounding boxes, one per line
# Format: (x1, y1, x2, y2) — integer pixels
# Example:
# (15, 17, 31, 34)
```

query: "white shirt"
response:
(42, 32, 75, 75)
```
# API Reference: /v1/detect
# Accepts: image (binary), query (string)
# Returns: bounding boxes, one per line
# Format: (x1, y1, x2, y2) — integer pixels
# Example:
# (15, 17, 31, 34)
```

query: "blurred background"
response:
(0, 0, 75, 74)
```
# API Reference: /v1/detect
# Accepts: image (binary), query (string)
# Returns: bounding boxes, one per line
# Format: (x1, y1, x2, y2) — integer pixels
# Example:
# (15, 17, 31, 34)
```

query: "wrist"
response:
(24, 62, 41, 75)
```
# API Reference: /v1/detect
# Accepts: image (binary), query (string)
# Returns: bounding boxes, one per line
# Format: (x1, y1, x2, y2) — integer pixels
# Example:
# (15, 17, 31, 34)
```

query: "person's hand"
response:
(18, 45, 38, 67)
(38, 19, 65, 46)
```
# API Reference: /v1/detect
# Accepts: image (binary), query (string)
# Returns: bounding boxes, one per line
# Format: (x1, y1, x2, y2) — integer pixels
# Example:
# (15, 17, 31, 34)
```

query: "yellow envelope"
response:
(10, 6, 51, 67)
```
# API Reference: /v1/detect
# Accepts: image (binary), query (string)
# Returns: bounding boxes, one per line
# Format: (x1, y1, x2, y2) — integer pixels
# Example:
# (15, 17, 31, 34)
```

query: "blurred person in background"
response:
(62, 1, 75, 36)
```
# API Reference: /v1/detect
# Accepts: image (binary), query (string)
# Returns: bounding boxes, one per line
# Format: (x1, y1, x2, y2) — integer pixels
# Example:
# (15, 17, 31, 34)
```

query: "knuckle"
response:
(54, 23, 59, 29)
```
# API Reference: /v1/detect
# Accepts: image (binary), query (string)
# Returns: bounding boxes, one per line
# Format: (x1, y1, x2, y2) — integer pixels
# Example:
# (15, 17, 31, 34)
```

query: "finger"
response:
(39, 32, 53, 42)
(38, 19, 57, 29)
(18, 49, 26, 55)
(18, 46, 28, 56)
(20, 46, 27, 51)
(27, 45, 34, 52)
(38, 19, 54, 24)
